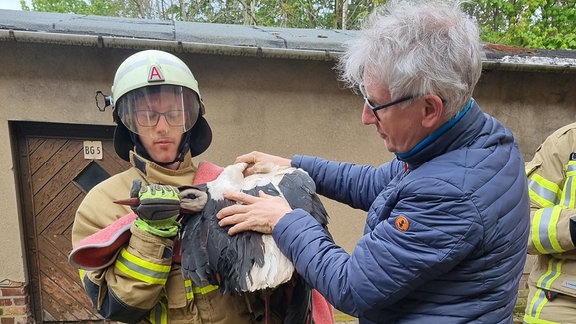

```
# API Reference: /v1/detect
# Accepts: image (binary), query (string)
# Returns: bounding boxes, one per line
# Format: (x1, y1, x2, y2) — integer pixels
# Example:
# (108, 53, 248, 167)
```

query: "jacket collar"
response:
(129, 151, 197, 187)
(395, 99, 485, 170)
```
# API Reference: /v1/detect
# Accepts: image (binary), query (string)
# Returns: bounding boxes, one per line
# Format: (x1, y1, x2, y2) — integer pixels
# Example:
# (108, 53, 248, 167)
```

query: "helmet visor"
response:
(116, 85, 200, 135)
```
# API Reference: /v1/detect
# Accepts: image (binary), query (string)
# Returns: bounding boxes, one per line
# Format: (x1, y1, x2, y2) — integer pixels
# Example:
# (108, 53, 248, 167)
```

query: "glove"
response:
(130, 179, 181, 238)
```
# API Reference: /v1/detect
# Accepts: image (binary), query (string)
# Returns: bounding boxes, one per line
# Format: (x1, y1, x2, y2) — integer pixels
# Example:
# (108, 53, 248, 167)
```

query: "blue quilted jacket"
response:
(273, 100, 530, 323)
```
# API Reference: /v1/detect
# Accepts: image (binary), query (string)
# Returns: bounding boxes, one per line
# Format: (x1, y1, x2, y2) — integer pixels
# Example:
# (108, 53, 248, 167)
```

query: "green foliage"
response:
(463, 0, 576, 49)
(27, 0, 89, 14)
(20, 0, 576, 49)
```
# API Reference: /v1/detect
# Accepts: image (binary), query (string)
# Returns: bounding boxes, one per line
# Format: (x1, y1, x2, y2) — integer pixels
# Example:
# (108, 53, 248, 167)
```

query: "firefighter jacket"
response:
(275, 100, 530, 323)
(71, 151, 270, 324)
(525, 122, 576, 317)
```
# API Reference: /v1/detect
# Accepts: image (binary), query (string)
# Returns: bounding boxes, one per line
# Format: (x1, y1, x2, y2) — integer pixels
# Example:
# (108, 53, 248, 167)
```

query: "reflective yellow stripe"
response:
(560, 174, 576, 208)
(537, 258, 563, 290)
(528, 173, 560, 208)
(525, 260, 563, 324)
(530, 287, 548, 319)
(184, 279, 195, 299)
(531, 207, 565, 254)
(566, 160, 576, 176)
(561, 161, 576, 208)
(115, 248, 170, 285)
(184, 278, 219, 299)
(149, 297, 168, 324)
(78, 269, 86, 289)
(193, 284, 219, 294)
(523, 312, 561, 324)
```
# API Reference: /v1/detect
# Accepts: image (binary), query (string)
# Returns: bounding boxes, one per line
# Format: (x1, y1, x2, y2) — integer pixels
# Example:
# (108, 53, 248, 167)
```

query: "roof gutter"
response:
(0, 29, 340, 62)
(2, 29, 575, 73)
(482, 60, 576, 74)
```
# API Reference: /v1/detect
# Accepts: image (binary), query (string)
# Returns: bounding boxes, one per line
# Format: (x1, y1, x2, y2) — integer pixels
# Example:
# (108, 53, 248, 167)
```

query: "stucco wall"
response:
(476, 68, 576, 162)
(1, 41, 575, 284)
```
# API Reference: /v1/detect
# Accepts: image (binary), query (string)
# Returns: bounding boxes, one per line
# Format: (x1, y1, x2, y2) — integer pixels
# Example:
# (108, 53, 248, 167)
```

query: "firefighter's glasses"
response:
(135, 110, 186, 127)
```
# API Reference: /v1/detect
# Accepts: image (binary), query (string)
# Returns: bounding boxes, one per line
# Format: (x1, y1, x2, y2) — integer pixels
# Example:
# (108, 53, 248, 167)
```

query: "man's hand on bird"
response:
(217, 190, 292, 235)
(235, 151, 291, 176)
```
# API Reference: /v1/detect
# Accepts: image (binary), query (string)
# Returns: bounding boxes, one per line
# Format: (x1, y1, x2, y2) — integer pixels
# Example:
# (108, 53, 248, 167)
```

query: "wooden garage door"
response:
(13, 122, 130, 323)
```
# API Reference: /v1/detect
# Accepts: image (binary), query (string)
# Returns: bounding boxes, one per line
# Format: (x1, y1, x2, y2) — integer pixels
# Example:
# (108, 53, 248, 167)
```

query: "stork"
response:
(178, 163, 329, 294)
(178, 162, 330, 323)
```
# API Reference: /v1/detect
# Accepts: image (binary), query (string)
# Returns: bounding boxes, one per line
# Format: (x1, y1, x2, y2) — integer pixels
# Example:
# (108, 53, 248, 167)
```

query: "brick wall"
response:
(0, 280, 31, 324)
(514, 273, 530, 323)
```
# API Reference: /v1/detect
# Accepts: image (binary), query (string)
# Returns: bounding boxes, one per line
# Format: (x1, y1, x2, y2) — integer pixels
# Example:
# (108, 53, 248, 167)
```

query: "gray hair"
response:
(338, 0, 482, 117)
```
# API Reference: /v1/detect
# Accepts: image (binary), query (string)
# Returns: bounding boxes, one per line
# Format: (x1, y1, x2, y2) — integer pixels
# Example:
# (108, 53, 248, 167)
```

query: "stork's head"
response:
(109, 50, 212, 166)
(179, 186, 208, 213)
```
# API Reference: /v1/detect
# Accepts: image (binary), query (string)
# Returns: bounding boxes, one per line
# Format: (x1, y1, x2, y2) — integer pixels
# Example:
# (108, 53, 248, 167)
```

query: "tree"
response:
(463, 0, 576, 49)
(20, 0, 576, 49)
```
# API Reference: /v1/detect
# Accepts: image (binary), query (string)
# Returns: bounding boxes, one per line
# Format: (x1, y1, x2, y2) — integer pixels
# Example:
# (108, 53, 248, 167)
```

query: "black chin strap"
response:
(130, 131, 191, 167)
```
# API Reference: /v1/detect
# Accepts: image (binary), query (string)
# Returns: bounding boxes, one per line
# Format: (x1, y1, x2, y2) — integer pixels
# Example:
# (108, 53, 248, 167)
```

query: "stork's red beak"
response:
(114, 197, 140, 206)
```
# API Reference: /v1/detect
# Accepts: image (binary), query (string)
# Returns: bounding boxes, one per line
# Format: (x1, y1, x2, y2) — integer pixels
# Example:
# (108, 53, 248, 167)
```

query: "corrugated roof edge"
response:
(1, 9, 575, 71)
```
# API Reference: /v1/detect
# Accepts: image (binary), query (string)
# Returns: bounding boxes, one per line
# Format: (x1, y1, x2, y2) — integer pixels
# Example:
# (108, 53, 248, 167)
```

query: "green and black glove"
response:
(131, 179, 181, 238)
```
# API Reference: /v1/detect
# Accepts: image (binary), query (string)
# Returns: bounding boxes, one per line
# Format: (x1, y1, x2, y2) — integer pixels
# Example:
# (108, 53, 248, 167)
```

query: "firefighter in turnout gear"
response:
(70, 50, 278, 323)
(525, 122, 576, 323)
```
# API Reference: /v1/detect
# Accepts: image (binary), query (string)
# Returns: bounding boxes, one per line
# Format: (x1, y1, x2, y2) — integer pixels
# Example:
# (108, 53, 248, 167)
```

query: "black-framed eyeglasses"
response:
(135, 110, 186, 127)
(359, 82, 414, 121)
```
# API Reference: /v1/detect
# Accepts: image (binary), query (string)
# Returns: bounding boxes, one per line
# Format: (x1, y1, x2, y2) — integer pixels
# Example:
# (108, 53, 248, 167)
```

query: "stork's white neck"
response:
(206, 162, 295, 200)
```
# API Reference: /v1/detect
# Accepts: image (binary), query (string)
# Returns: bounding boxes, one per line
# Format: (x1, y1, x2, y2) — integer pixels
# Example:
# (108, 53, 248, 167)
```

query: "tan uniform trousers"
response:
(524, 287, 576, 324)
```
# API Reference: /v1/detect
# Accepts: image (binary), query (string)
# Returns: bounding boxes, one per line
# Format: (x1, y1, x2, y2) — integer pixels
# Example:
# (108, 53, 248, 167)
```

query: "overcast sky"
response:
(0, 0, 31, 10)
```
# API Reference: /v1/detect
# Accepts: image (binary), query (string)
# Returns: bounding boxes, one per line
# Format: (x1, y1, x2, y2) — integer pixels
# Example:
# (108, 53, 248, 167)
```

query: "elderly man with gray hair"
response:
(217, 0, 530, 322)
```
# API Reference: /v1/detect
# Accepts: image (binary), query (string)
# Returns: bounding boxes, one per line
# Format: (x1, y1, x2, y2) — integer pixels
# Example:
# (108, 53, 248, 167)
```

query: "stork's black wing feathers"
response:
(181, 187, 271, 294)
(182, 190, 246, 293)
(277, 169, 330, 232)
(180, 209, 206, 285)
(240, 183, 279, 272)
(283, 276, 313, 323)
(201, 194, 229, 286)
(180, 183, 219, 288)
(179, 164, 330, 299)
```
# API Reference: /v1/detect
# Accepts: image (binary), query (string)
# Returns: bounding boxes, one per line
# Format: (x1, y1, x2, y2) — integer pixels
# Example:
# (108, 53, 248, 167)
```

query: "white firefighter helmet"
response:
(110, 50, 212, 161)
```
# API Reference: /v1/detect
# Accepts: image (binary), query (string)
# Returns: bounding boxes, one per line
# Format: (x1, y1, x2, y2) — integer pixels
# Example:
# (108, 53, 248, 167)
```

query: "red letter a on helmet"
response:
(148, 65, 165, 82)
